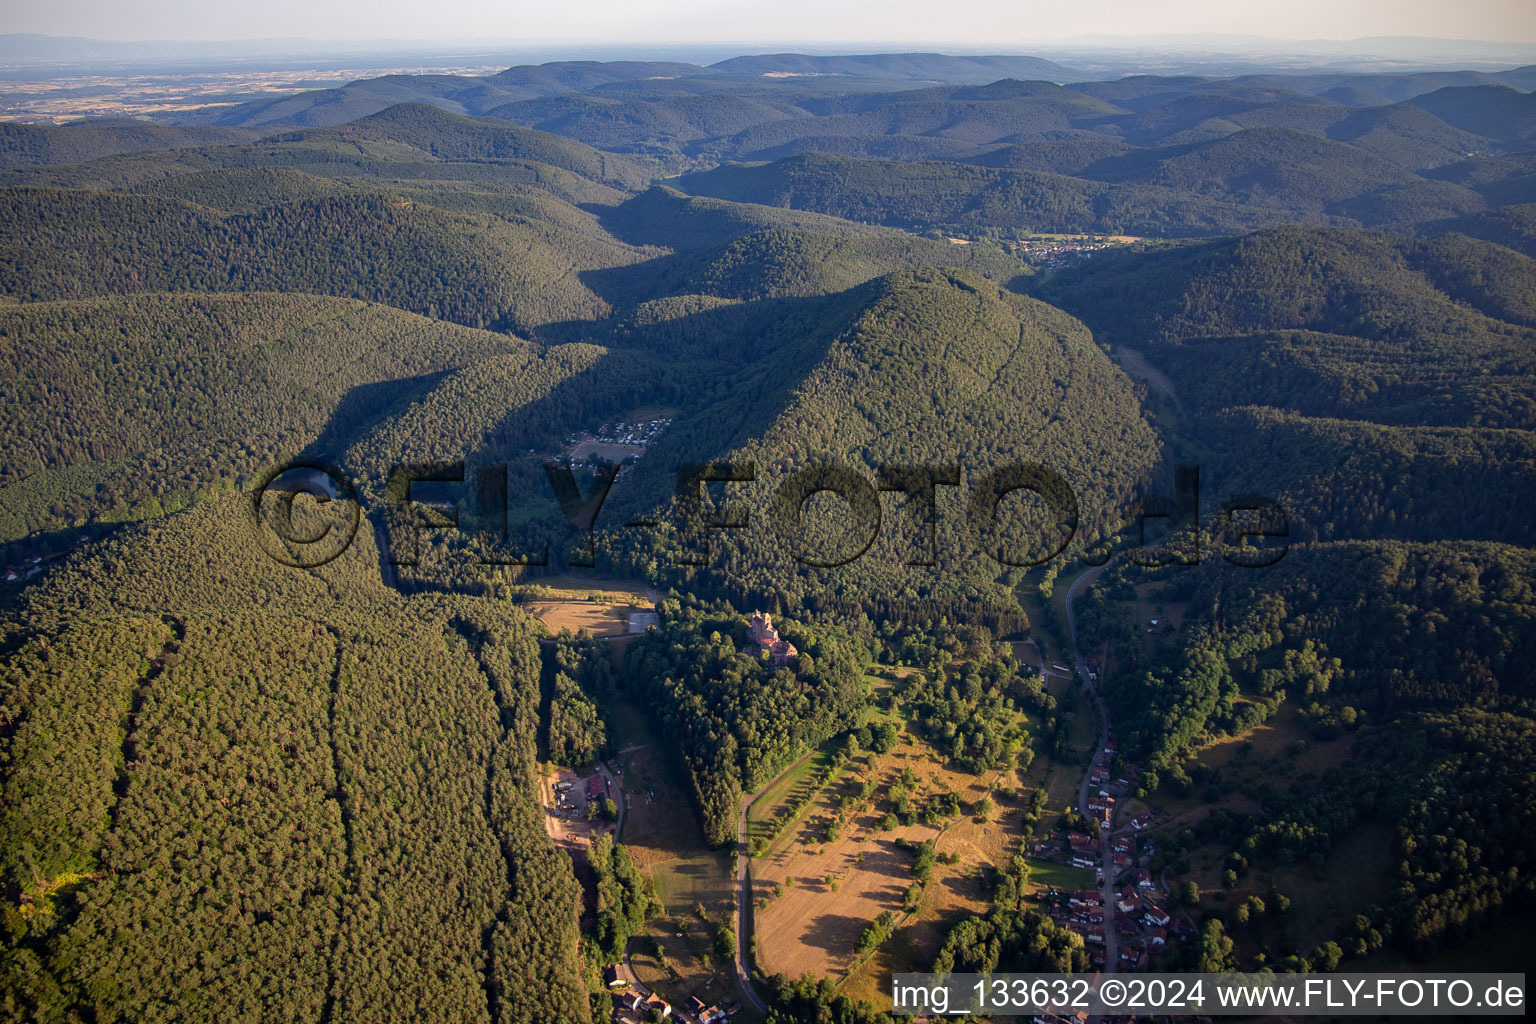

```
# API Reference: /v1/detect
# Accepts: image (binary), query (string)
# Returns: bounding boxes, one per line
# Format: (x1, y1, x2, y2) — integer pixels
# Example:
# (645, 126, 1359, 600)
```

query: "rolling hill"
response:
(3, 51, 1536, 1021)
(1040, 224, 1536, 546)
(0, 104, 659, 206)
(588, 226, 1032, 304)
(275, 102, 659, 187)
(707, 52, 1086, 82)
(1078, 127, 1421, 210)
(671, 150, 1409, 235)
(0, 184, 649, 332)
(1, 494, 590, 1024)
(0, 121, 257, 171)
(1405, 84, 1536, 144)
(591, 267, 1162, 605)
(0, 292, 533, 542)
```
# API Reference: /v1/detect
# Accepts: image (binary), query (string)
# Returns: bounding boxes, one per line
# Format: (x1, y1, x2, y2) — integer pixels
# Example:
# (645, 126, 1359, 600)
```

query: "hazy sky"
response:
(3, 0, 1535, 45)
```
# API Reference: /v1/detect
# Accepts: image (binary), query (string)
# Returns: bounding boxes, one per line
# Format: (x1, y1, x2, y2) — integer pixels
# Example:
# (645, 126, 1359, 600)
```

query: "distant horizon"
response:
(2, 31, 1533, 78)
(5, 30, 1536, 52)
(3, 0, 1534, 51)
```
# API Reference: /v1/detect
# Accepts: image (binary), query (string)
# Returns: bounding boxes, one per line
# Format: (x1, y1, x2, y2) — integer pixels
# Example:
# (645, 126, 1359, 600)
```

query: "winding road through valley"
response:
(1064, 564, 1121, 976)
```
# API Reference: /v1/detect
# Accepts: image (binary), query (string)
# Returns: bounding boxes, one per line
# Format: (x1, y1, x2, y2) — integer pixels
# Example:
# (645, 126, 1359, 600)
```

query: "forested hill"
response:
(671, 152, 1310, 237)
(0, 121, 257, 171)
(119, 65, 1534, 242)
(1037, 225, 1536, 362)
(1, 496, 592, 1024)
(269, 103, 658, 190)
(306, 265, 1159, 612)
(0, 186, 649, 332)
(601, 184, 894, 248)
(0, 105, 653, 204)
(594, 268, 1161, 608)
(0, 292, 534, 545)
(1050, 225, 1536, 973)
(1038, 225, 1536, 546)
(0, 49, 1534, 1017)
(668, 138, 1521, 236)
(11, 63, 1526, 242)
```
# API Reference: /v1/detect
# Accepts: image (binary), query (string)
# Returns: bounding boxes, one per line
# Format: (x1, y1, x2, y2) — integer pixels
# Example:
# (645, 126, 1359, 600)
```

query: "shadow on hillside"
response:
(299, 370, 454, 465)
(576, 250, 702, 308)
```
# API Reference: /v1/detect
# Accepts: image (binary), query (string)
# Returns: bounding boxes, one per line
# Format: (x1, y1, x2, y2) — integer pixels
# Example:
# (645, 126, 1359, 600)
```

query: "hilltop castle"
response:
(748, 611, 797, 667)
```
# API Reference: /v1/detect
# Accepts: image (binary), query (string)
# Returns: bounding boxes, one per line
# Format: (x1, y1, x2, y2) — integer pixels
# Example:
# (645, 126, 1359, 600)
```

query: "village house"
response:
(628, 991, 671, 1018)
(1068, 833, 1098, 869)
(1088, 789, 1115, 819)
(1072, 904, 1104, 928)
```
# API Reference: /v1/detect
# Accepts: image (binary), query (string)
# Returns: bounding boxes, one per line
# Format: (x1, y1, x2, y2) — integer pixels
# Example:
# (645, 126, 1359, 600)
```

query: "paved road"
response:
(729, 743, 824, 1016)
(615, 956, 710, 1024)
(716, 567, 1117, 1009)
(733, 792, 771, 1016)
(1063, 564, 1120, 975)
(597, 762, 626, 840)
(371, 518, 398, 589)
(1067, 565, 1111, 817)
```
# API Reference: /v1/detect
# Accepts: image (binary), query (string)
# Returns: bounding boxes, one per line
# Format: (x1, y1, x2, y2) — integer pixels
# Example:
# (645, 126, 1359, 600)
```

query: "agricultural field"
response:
(746, 719, 1034, 1005)
(602, 696, 762, 1022)
(515, 574, 659, 637)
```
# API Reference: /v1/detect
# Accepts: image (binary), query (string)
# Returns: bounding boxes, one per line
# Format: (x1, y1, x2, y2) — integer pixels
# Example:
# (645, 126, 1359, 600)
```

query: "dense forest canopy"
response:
(1, 46, 1533, 1024)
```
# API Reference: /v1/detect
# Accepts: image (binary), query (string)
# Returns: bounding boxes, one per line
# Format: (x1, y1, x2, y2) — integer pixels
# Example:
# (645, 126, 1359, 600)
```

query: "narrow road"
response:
(1067, 565, 1110, 818)
(734, 791, 772, 1017)
(371, 517, 399, 589)
(1117, 346, 1211, 457)
(597, 762, 626, 839)
(730, 743, 821, 1018)
(1063, 564, 1119, 975)
(721, 567, 1116, 1009)
(614, 956, 709, 1024)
